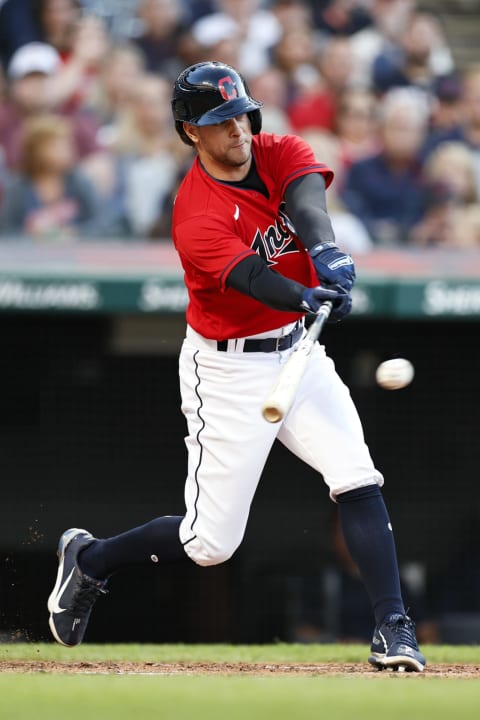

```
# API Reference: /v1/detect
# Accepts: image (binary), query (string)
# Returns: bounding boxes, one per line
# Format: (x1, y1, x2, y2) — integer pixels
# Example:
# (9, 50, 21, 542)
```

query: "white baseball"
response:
(375, 358, 414, 390)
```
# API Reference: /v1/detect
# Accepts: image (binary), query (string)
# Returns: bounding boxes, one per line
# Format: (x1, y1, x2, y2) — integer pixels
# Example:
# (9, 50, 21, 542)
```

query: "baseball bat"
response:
(261, 301, 333, 423)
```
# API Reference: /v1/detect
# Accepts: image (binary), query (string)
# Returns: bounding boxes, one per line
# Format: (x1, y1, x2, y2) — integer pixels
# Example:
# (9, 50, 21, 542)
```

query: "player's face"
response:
(185, 114, 253, 180)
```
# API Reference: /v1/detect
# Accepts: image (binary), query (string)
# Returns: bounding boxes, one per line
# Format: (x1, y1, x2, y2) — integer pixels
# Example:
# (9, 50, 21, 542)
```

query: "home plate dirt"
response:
(0, 661, 479, 677)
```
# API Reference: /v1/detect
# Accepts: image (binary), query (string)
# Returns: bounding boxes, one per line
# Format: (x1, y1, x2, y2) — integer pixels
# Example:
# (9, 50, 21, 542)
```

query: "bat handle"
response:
(317, 299, 333, 318)
(306, 299, 333, 341)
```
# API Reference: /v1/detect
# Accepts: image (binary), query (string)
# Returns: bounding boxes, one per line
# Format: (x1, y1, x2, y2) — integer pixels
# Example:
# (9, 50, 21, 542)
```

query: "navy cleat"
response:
(48, 528, 108, 647)
(368, 613, 426, 672)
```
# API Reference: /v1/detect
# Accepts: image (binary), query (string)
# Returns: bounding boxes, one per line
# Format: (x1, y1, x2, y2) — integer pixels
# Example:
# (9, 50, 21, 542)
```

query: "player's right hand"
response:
(300, 285, 352, 322)
(300, 286, 342, 314)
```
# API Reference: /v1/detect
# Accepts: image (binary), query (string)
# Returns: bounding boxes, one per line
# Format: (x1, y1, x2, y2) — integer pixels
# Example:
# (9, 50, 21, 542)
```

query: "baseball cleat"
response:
(48, 528, 108, 647)
(368, 613, 426, 672)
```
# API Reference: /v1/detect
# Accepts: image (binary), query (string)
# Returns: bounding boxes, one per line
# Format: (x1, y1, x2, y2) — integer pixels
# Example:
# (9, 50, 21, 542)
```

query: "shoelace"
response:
(74, 579, 108, 614)
(385, 615, 418, 649)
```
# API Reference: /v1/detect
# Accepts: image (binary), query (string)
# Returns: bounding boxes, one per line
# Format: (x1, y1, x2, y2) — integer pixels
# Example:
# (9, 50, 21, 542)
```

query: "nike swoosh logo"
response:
(233, 204, 240, 220)
(50, 568, 75, 614)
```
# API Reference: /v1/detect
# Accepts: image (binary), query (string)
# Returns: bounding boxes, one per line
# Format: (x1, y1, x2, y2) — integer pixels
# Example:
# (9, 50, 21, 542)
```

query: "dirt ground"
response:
(1, 661, 479, 677)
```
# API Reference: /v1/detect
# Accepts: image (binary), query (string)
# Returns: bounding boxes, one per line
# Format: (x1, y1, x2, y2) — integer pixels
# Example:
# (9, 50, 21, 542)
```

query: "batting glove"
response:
(327, 284, 352, 323)
(300, 286, 342, 315)
(309, 242, 356, 293)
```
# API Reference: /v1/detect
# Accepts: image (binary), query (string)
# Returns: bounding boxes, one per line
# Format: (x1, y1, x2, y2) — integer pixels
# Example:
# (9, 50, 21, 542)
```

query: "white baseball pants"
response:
(178, 322, 383, 566)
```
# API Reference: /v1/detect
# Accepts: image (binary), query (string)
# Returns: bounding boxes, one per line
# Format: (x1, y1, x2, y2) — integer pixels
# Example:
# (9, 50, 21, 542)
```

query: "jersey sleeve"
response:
(260, 133, 334, 199)
(173, 214, 257, 291)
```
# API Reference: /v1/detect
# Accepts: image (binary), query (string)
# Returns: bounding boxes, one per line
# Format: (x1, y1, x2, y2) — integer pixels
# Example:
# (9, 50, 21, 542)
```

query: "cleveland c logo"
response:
(218, 75, 238, 101)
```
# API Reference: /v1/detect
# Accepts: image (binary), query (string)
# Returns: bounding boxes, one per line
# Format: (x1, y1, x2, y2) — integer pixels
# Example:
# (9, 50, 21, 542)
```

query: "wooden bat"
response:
(261, 301, 333, 423)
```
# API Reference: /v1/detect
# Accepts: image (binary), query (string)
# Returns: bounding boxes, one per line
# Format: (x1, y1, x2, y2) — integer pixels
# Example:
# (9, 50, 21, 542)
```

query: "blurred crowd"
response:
(0, 0, 479, 250)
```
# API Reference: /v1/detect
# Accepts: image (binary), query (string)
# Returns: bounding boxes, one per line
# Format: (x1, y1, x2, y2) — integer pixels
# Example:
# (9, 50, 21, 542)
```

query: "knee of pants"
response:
(182, 533, 240, 567)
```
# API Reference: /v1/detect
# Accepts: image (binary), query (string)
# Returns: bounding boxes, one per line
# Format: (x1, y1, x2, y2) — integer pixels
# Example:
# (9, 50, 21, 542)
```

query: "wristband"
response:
(309, 242, 338, 259)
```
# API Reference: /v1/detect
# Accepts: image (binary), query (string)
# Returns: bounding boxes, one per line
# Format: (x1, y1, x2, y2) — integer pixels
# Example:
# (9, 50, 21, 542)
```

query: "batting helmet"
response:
(172, 61, 263, 145)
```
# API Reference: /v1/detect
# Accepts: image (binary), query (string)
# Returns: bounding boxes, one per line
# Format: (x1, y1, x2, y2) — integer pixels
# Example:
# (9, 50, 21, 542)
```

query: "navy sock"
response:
(336, 485, 405, 626)
(79, 516, 187, 579)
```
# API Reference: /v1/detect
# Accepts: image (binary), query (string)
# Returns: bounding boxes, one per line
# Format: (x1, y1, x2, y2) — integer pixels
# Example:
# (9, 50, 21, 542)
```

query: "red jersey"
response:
(172, 132, 333, 340)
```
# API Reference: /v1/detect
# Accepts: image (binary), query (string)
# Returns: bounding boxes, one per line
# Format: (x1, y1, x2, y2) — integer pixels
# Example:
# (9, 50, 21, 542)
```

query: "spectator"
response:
(0, 0, 109, 86)
(372, 10, 454, 95)
(341, 88, 428, 244)
(0, 114, 104, 240)
(272, 23, 320, 113)
(191, 0, 282, 78)
(454, 204, 480, 248)
(272, 24, 317, 81)
(318, 35, 355, 97)
(271, 0, 313, 33)
(301, 129, 374, 254)
(410, 142, 480, 249)
(0, 42, 100, 171)
(310, 0, 372, 37)
(349, 0, 415, 89)
(112, 74, 188, 238)
(35, 0, 83, 54)
(88, 42, 146, 145)
(287, 36, 354, 133)
(424, 141, 478, 206)
(133, 0, 188, 79)
(429, 72, 463, 134)
(335, 88, 379, 173)
(408, 182, 475, 249)
(248, 67, 291, 135)
(421, 65, 480, 196)
(184, 15, 242, 69)
(34, 2, 110, 112)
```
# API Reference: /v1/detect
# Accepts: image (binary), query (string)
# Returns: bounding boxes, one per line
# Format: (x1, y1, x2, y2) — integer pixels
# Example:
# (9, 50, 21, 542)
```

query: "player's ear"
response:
(183, 122, 199, 144)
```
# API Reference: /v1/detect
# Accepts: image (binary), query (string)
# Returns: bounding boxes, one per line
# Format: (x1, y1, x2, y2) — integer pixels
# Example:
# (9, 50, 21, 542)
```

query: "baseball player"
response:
(48, 61, 425, 672)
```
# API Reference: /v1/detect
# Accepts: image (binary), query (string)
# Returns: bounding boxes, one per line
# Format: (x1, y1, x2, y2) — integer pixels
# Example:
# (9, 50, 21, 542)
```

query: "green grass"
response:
(0, 674, 479, 720)
(0, 642, 479, 664)
(0, 644, 479, 720)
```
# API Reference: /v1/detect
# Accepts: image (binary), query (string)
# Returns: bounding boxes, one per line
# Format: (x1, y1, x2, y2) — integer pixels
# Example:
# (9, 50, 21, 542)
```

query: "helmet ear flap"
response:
(249, 109, 262, 135)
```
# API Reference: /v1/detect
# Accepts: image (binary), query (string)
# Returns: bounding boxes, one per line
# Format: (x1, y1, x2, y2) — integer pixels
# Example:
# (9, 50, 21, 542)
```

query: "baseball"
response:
(375, 358, 414, 390)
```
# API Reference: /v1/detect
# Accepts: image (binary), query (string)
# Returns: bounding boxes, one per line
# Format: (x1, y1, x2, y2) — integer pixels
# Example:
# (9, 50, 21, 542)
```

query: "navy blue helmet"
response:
(172, 61, 263, 145)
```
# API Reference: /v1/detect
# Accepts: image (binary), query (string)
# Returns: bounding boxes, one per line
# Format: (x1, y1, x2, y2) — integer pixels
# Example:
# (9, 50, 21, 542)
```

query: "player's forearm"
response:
(226, 254, 305, 312)
(284, 173, 336, 250)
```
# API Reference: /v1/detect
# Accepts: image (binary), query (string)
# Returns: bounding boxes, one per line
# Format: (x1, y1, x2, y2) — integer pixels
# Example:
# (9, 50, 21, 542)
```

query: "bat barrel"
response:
(261, 301, 333, 424)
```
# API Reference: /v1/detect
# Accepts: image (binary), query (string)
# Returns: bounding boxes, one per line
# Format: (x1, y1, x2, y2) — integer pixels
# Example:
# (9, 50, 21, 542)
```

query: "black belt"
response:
(217, 321, 303, 353)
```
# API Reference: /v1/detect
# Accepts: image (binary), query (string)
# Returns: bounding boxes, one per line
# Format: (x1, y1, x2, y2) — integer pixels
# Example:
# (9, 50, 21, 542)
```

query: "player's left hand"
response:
(309, 242, 356, 292)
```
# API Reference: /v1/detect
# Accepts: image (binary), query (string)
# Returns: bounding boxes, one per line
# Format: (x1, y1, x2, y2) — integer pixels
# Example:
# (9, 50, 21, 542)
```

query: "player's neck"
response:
(198, 153, 253, 182)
